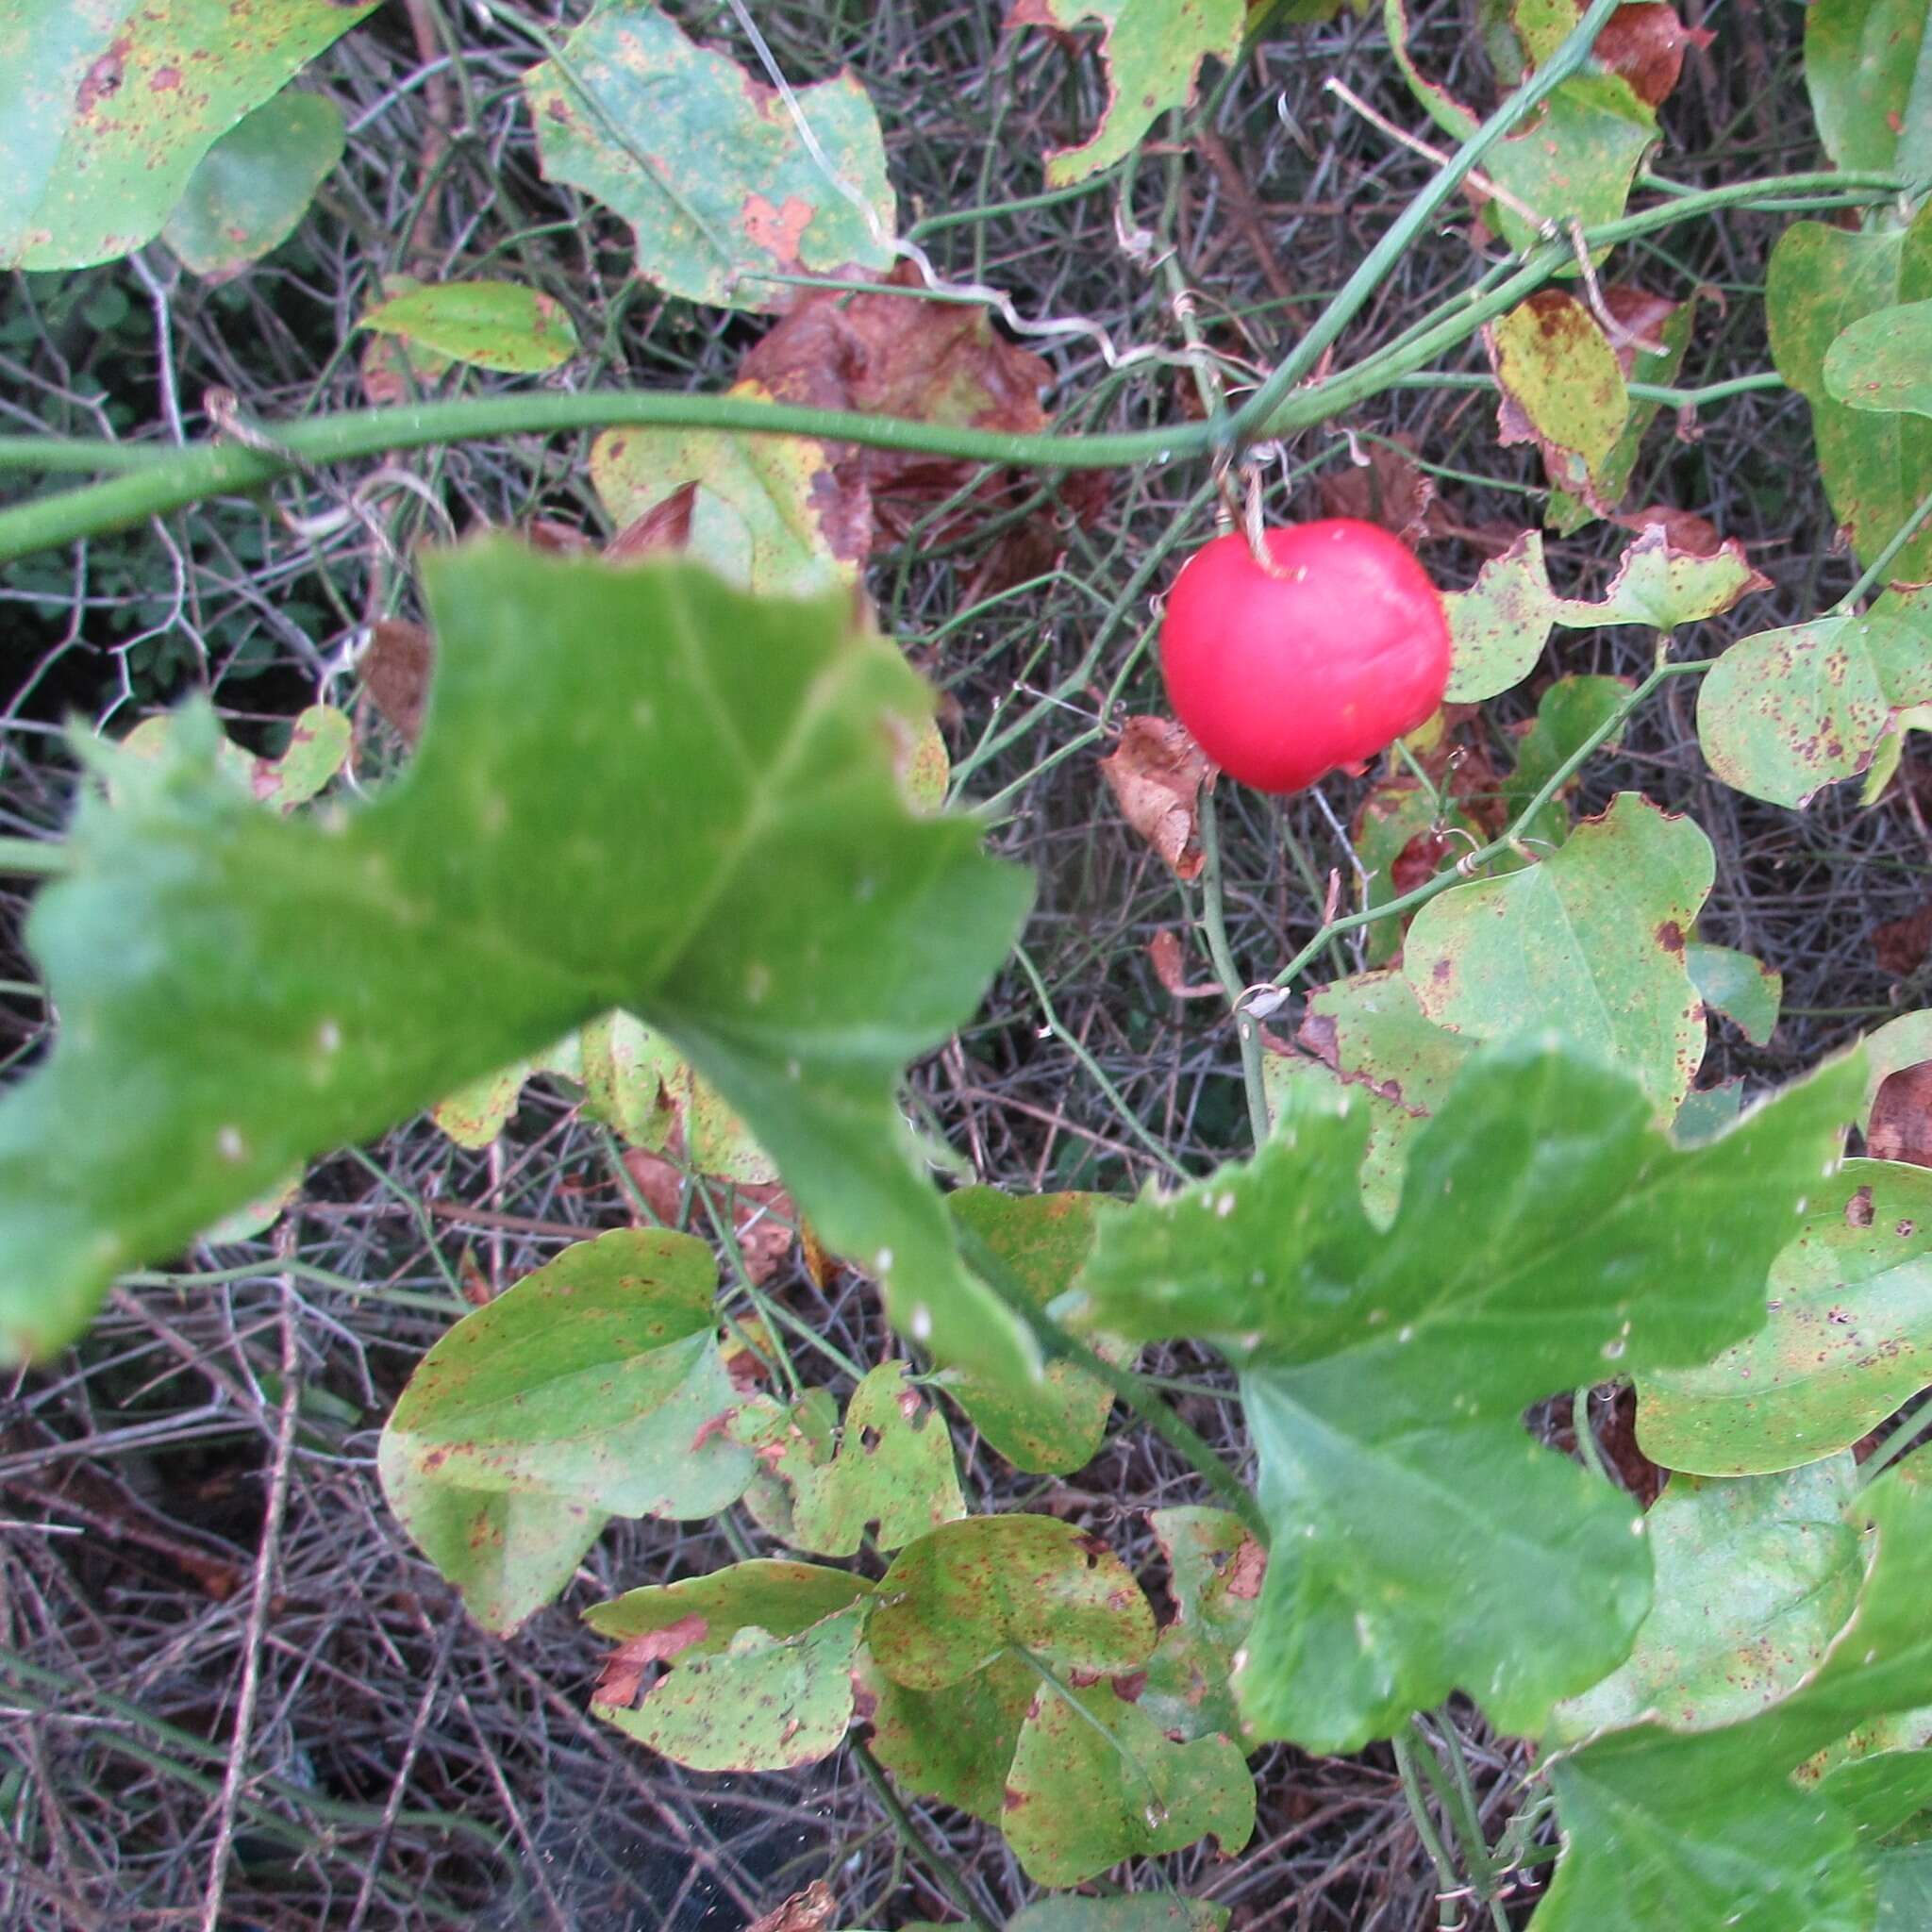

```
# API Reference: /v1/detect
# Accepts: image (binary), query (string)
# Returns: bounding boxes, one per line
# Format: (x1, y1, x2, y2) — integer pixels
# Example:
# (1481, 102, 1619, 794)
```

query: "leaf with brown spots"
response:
(744, 1880, 840, 1932)
(1098, 716, 1209, 882)
(742, 1362, 965, 1558)
(2, 0, 380, 271)
(1137, 1507, 1263, 1743)
(1485, 291, 1630, 509)
(594, 1612, 710, 1707)
(378, 1231, 771, 1629)
(1638, 1162, 1932, 1476)
(523, 5, 894, 311)
(869, 1515, 1156, 1691)
(1592, 3, 1715, 107)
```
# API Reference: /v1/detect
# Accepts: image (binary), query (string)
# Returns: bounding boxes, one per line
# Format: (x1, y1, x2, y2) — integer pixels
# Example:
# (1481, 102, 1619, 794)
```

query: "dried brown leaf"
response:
(1874, 905, 1932, 979)
(1318, 436, 1436, 542)
(744, 1882, 839, 1932)
(608, 480, 699, 563)
(362, 619, 434, 746)
(1594, 2, 1714, 108)
(1148, 929, 1221, 999)
(595, 1612, 709, 1706)
(1869, 1063, 1932, 1168)
(1099, 717, 1209, 882)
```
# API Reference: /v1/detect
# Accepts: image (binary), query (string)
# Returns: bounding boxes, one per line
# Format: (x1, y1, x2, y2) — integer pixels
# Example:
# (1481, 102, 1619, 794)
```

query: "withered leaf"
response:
(1874, 905, 1932, 979)
(1868, 1062, 1932, 1168)
(608, 480, 699, 563)
(595, 1611, 710, 1706)
(362, 619, 434, 746)
(1594, 2, 1714, 108)
(743, 1882, 839, 1932)
(1148, 929, 1222, 1000)
(1100, 717, 1209, 882)
(1318, 436, 1436, 542)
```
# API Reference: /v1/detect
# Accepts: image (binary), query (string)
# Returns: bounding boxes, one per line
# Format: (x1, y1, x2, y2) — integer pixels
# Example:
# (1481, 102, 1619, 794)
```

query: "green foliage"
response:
(1537, 1469, 1932, 1932)
(161, 90, 344, 276)
(1804, 0, 1932, 181)
(1008, 0, 1246, 186)
(358, 280, 580, 374)
(1073, 1040, 1861, 1751)
(0, 546, 1035, 1379)
(1767, 205, 1932, 584)
(1405, 792, 1713, 1113)
(0, 0, 377, 270)
(1637, 1163, 1932, 1475)
(377, 1229, 759, 1631)
(523, 4, 895, 310)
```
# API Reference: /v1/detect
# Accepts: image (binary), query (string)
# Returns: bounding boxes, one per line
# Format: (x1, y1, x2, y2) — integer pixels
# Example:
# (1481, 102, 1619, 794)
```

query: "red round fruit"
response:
(1158, 521, 1452, 794)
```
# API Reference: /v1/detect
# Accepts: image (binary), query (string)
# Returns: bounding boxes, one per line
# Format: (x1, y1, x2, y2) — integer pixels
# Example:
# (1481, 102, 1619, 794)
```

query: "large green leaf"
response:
(1767, 208, 1932, 582)
(1001, 1678, 1256, 1885)
(1805, 0, 1932, 181)
(1535, 1467, 1932, 1932)
(0, 0, 377, 270)
(0, 545, 1036, 1382)
(867, 1515, 1156, 1690)
(1697, 587, 1932, 807)
(524, 5, 894, 311)
(1007, 0, 1245, 187)
(161, 89, 343, 276)
(1549, 1457, 1862, 1743)
(942, 1189, 1127, 1474)
(1068, 1039, 1862, 1751)
(1637, 1161, 1932, 1475)
(1403, 793, 1714, 1114)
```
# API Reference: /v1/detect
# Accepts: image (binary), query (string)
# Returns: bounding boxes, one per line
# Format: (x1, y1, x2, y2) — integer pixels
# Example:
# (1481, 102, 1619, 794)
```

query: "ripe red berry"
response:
(1158, 521, 1453, 794)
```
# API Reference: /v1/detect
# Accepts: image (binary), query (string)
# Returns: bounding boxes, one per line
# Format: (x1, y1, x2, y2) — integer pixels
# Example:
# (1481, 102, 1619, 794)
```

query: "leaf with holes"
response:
(868, 1515, 1156, 1691)
(1137, 1507, 1264, 1742)
(1767, 206, 1932, 583)
(1442, 528, 1765, 704)
(1002, 1677, 1256, 1886)
(1549, 1457, 1863, 1744)
(1006, 0, 1246, 186)
(0, 0, 380, 270)
(0, 544, 1036, 1383)
(1067, 1038, 1861, 1752)
(1535, 1467, 1932, 1932)
(1696, 586, 1932, 808)
(161, 89, 343, 276)
(1636, 1162, 1932, 1476)
(359, 280, 579, 375)
(1805, 0, 1932, 181)
(751, 1362, 964, 1558)
(943, 1189, 1130, 1474)
(524, 4, 894, 311)
(1403, 792, 1714, 1115)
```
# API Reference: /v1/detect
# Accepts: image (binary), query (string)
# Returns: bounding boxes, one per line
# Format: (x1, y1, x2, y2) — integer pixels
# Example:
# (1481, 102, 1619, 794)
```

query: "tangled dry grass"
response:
(2, 1, 1923, 1926)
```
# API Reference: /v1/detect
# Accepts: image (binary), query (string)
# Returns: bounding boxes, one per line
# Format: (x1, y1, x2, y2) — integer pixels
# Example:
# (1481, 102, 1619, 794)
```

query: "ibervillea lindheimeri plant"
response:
(5, 541, 1932, 1928)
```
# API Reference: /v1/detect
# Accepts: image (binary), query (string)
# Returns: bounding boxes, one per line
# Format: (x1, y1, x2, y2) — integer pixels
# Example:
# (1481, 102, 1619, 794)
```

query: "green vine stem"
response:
(0, 167, 1898, 564)
(849, 1736, 1000, 1932)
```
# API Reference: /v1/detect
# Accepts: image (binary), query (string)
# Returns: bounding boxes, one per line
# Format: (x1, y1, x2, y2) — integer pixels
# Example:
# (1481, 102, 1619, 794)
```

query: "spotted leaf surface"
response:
(1805, 0, 1932, 181)
(0, 545, 1036, 1382)
(1549, 1457, 1863, 1743)
(1070, 1040, 1862, 1751)
(161, 88, 343, 276)
(1536, 1468, 1932, 1932)
(868, 1515, 1157, 1691)
(1404, 792, 1715, 1115)
(1637, 1162, 1932, 1475)
(358, 279, 579, 375)
(0, 0, 378, 270)
(525, 5, 894, 311)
